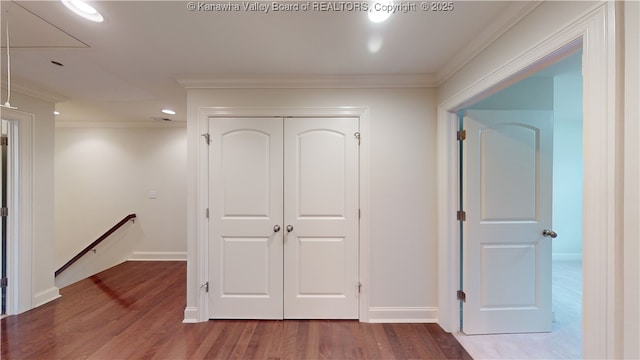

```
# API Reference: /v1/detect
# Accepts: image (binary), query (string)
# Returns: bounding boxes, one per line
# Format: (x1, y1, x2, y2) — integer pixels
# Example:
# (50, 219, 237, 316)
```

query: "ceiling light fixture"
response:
(54, 111, 61, 115)
(161, 109, 176, 115)
(368, 0, 393, 23)
(61, 0, 104, 23)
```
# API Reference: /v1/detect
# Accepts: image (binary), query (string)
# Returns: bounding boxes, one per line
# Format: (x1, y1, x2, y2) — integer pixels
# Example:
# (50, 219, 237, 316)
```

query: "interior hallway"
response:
(455, 260, 583, 359)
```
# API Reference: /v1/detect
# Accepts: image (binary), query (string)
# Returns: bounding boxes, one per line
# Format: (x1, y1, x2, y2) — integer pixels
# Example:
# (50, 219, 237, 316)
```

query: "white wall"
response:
(552, 65, 583, 259)
(54, 125, 187, 288)
(186, 87, 438, 321)
(623, 1, 640, 358)
(6, 91, 59, 309)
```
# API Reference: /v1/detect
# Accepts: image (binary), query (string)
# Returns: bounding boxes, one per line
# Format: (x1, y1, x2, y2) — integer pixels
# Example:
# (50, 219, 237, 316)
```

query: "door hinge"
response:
(354, 132, 361, 145)
(457, 130, 466, 141)
(201, 281, 209, 293)
(0, 278, 7, 288)
(358, 208, 361, 219)
(357, 282, 362, 293)
(201, 133, 211, 145)
(205, 208, 209, 219)
(0, 207, 8, 217)
(456, 210, 466, 221)
(457, 290, 466, 302)
(1, 135, 8, 146)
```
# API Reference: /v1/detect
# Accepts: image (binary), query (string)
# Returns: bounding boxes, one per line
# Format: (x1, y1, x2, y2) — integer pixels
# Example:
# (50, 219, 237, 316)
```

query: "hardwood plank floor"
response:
(1, 261, 471, 359)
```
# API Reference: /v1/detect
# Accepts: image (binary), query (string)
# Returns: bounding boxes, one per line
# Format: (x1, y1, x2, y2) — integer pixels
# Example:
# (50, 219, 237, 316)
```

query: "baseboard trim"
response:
(128, 252, 187, 261)
(183, 307, 200, 323)
(367, 307, 438, 323)
(552, 253, 582, 261)
(33, 286, 61, 308)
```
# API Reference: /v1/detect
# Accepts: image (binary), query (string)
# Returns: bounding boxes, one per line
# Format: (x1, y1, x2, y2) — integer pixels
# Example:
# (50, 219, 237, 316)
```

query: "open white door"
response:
(283, 117, 359, 319)
(208, 117, 284, 319)
(462, 110, 553, 334)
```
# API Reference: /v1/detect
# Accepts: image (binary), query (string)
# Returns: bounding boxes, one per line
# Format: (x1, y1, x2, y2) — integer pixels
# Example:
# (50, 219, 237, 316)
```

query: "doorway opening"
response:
(0, 117, 19, 318)
(0, 108, 36, 317)
(438, 5, 617, 358)
(454, 50, 583, 358)
(1, 119, 9, 317)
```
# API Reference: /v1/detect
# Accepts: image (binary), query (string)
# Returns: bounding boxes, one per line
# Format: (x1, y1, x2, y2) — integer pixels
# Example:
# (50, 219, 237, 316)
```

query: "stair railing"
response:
(55, 213, 137, 277)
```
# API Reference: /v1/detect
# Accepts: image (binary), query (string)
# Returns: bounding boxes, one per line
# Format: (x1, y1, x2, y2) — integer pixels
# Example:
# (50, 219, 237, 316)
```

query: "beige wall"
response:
(623, 1, 640, 358)
(54, 125, 187, 287)
(186, 87, 438, 320)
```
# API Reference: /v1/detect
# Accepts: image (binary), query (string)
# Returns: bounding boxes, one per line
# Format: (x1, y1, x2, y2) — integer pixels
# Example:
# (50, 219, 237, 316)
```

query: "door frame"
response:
(437, 3, 619, 358)
(1, 108, 35, 315)
(194, 107, 370, 322)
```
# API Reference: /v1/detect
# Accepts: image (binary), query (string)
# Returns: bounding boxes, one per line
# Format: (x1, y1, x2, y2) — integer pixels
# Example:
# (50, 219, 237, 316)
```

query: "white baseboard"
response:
(33, 286, 61, 308)
(128, 252, 187, 261)
(183, 307, 201, 323)
(184, 305, 437, 323)
(367, 307, 438, 323)
(552, 253, 582, 261)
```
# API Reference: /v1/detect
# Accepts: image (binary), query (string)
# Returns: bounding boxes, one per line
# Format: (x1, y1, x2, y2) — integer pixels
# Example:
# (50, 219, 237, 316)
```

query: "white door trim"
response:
(192, 106, 370, 322)
(437, 3, 619, 358)
(1, 108, 34, 315)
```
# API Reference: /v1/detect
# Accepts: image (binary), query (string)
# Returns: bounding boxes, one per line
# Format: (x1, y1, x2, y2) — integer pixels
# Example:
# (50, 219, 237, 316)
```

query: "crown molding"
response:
(435, 1, 543, 86)
(3, 82, 69, 104)
(55, 120, 186, 128)
(176, 74, 437, 89)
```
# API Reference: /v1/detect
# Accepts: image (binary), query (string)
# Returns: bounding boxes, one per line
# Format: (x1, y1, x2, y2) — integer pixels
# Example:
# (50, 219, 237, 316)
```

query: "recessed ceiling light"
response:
(61, 0, 104, 23)
(161, 109, 176, 115)
(54, 111, 61, 115)
(368, 1, 393, 23)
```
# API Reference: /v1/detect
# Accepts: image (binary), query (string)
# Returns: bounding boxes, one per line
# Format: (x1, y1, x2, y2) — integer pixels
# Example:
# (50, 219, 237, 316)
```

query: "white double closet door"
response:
(208, 117, 359, 319)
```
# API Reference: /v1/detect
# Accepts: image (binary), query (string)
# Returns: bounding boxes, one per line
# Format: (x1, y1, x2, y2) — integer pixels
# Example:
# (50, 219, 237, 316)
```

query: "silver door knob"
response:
(286, 225, 294, 233)
(273, 225, 281, 233)
(542, 229, 557, 238)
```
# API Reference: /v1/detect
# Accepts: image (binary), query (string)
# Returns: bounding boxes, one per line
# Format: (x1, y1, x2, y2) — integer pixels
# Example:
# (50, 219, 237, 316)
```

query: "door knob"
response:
(286, 225, 294, 233)
(273, 225, 281, 233)
(542, 229, 557, 238)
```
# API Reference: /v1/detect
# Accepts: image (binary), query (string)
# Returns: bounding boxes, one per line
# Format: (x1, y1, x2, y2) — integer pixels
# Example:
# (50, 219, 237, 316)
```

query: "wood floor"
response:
(1, 261, 471, 359)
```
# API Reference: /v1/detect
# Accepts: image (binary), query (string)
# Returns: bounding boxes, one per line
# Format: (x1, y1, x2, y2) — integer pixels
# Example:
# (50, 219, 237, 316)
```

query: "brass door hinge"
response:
(457, 130, 466, 141)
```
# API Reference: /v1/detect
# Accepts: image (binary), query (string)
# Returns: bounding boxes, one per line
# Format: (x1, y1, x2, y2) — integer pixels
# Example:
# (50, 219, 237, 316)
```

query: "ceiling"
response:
(0, 0, 539, 123)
